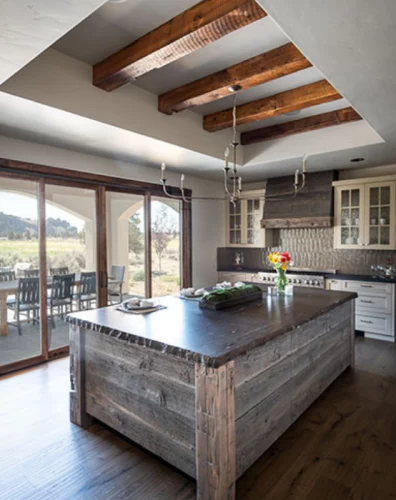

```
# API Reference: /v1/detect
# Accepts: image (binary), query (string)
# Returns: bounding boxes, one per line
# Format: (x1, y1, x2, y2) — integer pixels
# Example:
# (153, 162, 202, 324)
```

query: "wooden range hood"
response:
(262, 170, 337, 229)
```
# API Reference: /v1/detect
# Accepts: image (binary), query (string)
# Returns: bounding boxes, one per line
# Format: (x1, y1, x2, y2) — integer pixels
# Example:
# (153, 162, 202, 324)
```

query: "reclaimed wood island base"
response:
(67, 289, 356, 500)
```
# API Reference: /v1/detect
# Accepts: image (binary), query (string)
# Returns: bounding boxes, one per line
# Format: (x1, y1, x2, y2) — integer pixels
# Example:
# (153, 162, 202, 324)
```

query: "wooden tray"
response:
(199, 291, 263, 310)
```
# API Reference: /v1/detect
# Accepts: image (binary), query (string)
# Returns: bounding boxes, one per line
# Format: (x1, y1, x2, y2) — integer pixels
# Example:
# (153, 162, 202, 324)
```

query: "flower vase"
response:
(275, 268, 288, 294)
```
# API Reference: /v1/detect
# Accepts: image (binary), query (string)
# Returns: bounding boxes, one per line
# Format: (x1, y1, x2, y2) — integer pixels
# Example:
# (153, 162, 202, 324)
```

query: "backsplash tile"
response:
(218, 228, 396, 274)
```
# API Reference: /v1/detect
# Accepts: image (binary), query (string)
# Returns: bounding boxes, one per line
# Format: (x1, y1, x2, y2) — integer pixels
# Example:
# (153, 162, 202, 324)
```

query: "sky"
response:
(0, 192, 180, 232)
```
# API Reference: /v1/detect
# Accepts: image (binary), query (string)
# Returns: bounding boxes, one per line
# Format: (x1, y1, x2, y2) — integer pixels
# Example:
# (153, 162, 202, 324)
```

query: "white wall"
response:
(338, 164, 396, 180)
(0, 135, 225, 288)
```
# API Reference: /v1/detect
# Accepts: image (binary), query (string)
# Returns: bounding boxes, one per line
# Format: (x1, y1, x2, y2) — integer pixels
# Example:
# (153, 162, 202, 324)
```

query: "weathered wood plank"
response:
(236, 377, 293, 478)
(291, 337, 351, 421)
(85, 391, 196, 478)
(196, 361, 236, 500)
(241, 106, 362, 145)
(203, 80, 342, 132)
(93, 0, 266, 91)
(69, 325, 92, 427)
(85, 372, 195, 445)
(85, 344, 195, 420)
(158, 42, 311, 115)
(235, 354, 292, 420)
(84, 329, 194, 386)
(234, 331, 292, 386)
(291, 302, 350, 351)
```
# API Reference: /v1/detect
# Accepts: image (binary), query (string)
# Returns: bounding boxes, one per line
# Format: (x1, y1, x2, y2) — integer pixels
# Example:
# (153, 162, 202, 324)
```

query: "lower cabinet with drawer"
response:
(326, 278, 395, 342)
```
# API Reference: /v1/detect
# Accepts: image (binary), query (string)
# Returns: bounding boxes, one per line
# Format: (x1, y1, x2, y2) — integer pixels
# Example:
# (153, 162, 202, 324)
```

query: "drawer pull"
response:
(360, 300, 373, 304)
(360, 319, 373, 324)
(360, 285, 372, 288)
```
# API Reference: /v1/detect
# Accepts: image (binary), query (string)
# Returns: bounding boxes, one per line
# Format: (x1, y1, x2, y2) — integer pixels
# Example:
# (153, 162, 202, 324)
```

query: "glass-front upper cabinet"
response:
(365, 182, 395, 248)
(226, 191, 272, 247)
(339, 186, 363, 247)
(334, 179, 396, 249)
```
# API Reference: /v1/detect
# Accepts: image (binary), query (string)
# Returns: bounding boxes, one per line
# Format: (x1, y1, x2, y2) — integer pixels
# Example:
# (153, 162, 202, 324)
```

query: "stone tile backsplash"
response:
(218, 227, 396, 275)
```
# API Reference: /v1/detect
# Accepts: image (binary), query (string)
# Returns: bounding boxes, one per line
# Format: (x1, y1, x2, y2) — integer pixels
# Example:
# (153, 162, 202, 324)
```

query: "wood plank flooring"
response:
(0, 337, 395, 500)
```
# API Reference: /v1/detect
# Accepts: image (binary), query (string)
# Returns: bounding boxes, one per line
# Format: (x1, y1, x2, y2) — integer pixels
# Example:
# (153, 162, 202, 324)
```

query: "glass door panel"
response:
(368, 185, 391, 246)
(45, 184, 97, 351)
(0, 178, 42, 367)
(339, 188, 361, 245)
(246, 198, 261, 245)
(151, 197, 181, 297)
(229, 200, 242, 244)
(106, 191, 146, 299)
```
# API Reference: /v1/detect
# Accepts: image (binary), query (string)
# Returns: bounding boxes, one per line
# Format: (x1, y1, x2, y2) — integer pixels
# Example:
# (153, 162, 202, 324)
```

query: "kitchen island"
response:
(67, 288, 356, 500)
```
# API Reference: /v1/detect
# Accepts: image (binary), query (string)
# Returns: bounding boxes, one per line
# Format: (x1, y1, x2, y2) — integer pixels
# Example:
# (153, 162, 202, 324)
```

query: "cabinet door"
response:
(245, 197, 263, 246)
(365, 182, 396, 249)
(334, 185, 364, 248)
(227, 200, 243, 246)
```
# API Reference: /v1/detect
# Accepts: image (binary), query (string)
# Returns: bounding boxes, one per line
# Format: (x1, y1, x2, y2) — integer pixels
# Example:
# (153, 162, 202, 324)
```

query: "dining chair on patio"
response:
(0, 271, 17, 307)
(49, 267, 69, 276)
(24, 269, 40, 278)
(73, 272, 96, 311)
(8, 277, 40, 335)
(108, 265, 125, 304)
(0, 271, 16, 282)
(48, 274, 75, 328)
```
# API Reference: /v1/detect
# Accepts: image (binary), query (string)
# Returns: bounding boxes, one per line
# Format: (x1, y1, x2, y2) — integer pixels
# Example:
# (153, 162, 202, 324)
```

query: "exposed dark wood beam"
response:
(93, 0, 266, 92)
(203, 80, 342, 132)
(158, 42, 312, 115)
(241, 107, 362, 145)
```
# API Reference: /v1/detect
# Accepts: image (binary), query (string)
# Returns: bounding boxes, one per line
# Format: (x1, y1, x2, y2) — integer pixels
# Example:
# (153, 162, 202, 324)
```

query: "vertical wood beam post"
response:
(38, 180, 49, 359)
(96, 185, 108, 307)
(144, 193, 152, 299)
(350, 300, 356, 369)
(195, 361, 236, 500)
(181, 200, 193, 289)
(69, 324, 91, 427)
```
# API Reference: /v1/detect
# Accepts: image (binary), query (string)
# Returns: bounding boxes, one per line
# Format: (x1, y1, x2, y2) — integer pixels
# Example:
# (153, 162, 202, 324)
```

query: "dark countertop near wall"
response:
(218, 268, 396, 284)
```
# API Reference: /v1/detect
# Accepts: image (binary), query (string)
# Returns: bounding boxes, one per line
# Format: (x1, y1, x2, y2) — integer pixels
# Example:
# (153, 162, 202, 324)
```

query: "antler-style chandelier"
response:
(160, 89, 308, 203)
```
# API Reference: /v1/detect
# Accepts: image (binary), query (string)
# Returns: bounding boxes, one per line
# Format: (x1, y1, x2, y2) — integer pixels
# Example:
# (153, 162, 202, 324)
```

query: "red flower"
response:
(281, 251, 291, 262)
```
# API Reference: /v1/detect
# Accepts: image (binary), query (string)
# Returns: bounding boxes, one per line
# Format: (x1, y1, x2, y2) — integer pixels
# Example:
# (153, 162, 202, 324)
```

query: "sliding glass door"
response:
(0, 158, 191, 375)
(151, 197, 181, 297)
(106, 190, 146, 300)
(0, 177, 44, 369)
(45, 183, 97, 352)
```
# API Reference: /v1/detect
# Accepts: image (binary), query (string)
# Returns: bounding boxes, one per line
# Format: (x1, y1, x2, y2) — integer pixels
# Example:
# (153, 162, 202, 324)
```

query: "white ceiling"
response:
(0, 0, 108, 85)
(53, 1, 347, 121)
(1, 0, 396, 181)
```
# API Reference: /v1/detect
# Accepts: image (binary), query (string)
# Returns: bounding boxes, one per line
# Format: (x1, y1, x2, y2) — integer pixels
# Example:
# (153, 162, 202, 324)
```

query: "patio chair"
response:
(24, 269, 40, 278)
(73, 272, 96, 310)
(108, 265, 125, 304)
(48, 274, 75, 328)
(0, 270, 17, 307)
(0, 271, 16, 282)
(8, 277, 40, 336)
(49, 267, 69, 276)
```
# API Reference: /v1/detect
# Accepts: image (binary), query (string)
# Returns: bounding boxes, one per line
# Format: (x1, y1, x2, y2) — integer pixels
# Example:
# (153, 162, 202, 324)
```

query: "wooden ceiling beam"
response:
(203, 80, 343, 132)
(240, 107, 362, 145)
(158, 42, 312, 115)
(93, 0, 266, 92)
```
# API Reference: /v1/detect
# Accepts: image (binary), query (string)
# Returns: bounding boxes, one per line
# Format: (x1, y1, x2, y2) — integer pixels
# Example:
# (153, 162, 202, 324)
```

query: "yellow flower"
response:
(281, 263, 287, 271)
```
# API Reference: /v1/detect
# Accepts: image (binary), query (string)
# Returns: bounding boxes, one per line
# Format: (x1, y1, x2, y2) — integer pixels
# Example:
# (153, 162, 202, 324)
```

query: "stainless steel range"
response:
(256, 268, 336, 289)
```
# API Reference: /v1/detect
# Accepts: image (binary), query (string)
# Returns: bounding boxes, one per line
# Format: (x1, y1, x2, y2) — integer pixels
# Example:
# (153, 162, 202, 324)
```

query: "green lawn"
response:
(0, 238, 83, 258)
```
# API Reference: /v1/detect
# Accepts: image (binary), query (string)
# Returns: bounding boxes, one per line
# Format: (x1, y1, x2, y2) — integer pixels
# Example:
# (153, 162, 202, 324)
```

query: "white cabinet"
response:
(226, 190, 272, 248)
(333, 178, 396, 249)
(326, 278, 395, 342)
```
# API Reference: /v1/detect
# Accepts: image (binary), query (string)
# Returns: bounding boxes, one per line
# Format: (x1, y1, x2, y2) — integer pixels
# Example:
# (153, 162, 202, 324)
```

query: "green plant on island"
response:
(201, 285, 262, 304)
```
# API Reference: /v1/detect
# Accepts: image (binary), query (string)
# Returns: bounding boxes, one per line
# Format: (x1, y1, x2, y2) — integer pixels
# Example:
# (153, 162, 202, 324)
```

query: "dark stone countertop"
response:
(218, 268, 396, 284)
(67, 289, 356, 368)
(325, 273, 396, 284)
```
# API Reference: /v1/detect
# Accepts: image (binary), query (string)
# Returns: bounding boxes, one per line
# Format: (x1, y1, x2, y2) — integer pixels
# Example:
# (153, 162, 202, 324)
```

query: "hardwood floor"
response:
(0, 337, 395, 500)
